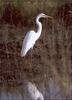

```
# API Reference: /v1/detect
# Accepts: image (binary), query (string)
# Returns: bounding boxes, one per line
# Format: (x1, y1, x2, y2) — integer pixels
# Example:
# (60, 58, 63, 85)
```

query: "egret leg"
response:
(29, 46, 33, 69)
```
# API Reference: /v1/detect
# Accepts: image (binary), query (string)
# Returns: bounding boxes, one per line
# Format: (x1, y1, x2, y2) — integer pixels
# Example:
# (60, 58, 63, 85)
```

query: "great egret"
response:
(27, 82, 44, 100)
(21, 13, 52, 56)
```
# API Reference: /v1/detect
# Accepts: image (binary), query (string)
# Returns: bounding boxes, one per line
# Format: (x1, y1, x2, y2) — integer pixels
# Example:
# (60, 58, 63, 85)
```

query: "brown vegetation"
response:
(0, 1, 72, 99)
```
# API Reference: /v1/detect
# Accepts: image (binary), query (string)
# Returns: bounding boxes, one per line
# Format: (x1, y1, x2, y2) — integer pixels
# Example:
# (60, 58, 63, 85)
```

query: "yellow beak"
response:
(46, 15, 53, 19)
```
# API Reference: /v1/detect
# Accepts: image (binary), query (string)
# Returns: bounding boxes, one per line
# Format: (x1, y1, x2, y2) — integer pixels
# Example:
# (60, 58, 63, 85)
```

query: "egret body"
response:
(21, 13, 52, 56)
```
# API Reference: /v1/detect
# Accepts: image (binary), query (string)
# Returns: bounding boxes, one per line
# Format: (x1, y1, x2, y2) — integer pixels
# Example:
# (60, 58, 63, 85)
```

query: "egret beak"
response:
(46, 15, 53, 19)
(44, 15, 53, 19)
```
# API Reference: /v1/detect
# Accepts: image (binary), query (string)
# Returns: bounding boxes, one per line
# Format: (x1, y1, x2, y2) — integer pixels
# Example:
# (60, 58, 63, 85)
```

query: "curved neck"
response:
(36, 16, 42, 38)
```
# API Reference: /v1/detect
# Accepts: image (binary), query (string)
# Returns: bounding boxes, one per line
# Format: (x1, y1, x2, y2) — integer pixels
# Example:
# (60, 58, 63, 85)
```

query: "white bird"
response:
(27, 82, 44, 100)
(21, 13, 52, 56)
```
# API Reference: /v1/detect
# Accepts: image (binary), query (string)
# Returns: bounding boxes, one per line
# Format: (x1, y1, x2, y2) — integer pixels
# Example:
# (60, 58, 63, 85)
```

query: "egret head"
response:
(38, 13, 52, 19)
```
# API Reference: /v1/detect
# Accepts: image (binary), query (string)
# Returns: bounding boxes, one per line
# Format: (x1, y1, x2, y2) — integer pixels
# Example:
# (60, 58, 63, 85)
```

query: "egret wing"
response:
(22, 30, 36, 48)
(21, 31, 36, 56)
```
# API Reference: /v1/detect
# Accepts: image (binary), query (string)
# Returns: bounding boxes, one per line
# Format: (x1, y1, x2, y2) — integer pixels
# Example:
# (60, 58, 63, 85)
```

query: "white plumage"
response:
(21, 30, 37, 56)
(27, 82, 44, 100)
(21, 13, 52, 56)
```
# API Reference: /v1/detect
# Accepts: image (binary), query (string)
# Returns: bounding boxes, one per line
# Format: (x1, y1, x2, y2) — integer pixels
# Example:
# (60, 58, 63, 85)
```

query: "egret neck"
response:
(36, 15, 42, 39)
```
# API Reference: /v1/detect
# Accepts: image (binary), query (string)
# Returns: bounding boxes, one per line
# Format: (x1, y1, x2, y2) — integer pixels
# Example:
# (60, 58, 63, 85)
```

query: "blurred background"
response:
(0, 0, 72, 100)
